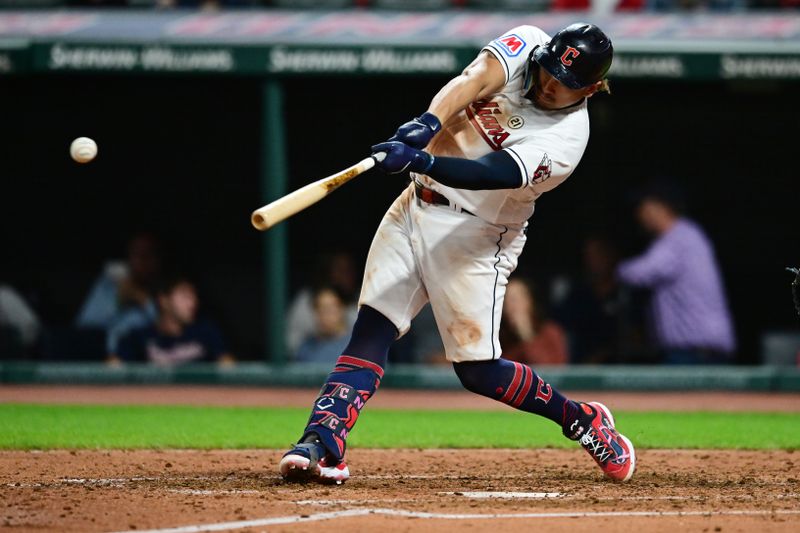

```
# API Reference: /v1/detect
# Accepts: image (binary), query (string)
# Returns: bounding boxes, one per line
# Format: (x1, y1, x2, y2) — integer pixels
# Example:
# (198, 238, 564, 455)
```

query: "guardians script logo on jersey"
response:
(492, 34, 526, 57)
(532, 153, 552, 184)
(466, 99, 510, 151)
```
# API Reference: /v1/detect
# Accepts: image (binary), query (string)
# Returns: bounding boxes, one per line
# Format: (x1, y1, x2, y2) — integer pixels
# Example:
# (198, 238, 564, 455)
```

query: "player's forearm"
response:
(426, 151, 520, 190)
(427, 54, 504, 124)
(371, 141, 522, 189)
(427, 77, 486, 125)
(387, 54, 502, 150)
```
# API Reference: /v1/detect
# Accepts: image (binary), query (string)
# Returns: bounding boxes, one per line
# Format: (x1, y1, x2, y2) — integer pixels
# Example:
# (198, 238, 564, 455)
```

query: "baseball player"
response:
(279, 23, 634, 484)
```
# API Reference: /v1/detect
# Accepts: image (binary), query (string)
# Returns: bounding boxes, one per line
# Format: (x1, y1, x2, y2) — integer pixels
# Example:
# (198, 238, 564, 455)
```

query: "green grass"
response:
(0, 404, 798, 450)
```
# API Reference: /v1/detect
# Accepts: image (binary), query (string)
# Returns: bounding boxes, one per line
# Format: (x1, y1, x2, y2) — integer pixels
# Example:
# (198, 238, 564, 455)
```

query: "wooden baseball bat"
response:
(251, 153, 384, 231)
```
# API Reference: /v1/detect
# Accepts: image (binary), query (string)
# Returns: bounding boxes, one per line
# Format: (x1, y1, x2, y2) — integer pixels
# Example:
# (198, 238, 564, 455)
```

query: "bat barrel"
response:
(250, 183, 322, 231)
(251, 212, 269, 230)
(250, 155, 380, 231)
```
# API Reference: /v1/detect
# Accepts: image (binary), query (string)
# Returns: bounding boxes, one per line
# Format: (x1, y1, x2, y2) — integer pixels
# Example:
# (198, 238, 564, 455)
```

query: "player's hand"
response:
(371, 142, 434, 175)
(388, 112, 441, 149)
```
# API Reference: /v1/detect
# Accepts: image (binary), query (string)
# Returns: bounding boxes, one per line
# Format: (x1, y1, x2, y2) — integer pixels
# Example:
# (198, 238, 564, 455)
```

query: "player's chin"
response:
(533, 93, 556, 109)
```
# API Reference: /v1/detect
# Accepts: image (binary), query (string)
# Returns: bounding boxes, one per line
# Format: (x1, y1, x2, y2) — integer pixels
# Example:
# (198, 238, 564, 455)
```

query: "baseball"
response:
(70, 137, 98, 163)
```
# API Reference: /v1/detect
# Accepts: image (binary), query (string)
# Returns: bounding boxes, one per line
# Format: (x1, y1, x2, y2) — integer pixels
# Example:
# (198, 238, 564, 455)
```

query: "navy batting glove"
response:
(371, 141, 434, 175)
(388, 112, 441, 150)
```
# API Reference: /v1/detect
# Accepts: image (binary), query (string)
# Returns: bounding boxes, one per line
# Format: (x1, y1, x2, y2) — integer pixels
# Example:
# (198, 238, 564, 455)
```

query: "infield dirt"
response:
(2, 448, 800, 532)
(2, 387, 800, 532)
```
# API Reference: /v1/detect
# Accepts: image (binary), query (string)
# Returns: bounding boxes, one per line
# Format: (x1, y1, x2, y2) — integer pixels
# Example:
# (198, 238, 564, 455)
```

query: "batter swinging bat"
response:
(251, 153, 385, 231)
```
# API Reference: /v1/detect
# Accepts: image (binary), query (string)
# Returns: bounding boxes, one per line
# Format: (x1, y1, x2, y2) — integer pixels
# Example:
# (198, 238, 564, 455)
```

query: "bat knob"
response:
(372, 152, 387, 163)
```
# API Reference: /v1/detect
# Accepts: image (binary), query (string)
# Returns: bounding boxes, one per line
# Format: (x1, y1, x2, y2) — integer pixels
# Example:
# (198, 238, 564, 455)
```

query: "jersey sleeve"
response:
(503, 105, 590, 193)
(482, 25, 550, 86)
(503, 144, 573, 193)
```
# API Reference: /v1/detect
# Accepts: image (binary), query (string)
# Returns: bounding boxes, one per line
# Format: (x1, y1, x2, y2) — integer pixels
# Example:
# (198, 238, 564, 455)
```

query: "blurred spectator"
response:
(0, 284, 41, 355)
(295, 287, 351, 363)
(287, 251, 359, 354)
(76, 232, 161, 330)
(617, 182, 736, 364)
(75, 232, 163, 357)
(500, 278, 568, 365)
(110, 276, 233, 367)
(552, 236, 645, 364)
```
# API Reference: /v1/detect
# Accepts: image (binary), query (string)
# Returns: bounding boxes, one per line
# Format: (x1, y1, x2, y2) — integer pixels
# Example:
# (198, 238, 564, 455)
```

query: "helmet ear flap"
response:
(522, 46, 540, 99)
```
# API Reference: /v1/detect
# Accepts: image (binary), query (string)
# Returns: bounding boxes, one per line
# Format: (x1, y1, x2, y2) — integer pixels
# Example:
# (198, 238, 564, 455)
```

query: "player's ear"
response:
(586, 79, 611, 98)
(583, 81, 602, 98)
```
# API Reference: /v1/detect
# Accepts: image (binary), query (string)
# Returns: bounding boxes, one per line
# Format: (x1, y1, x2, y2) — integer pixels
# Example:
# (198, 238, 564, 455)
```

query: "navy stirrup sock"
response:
(453, 359, 579, 433)
(340, 305, 398, 360)
(301, 306, 397, 462)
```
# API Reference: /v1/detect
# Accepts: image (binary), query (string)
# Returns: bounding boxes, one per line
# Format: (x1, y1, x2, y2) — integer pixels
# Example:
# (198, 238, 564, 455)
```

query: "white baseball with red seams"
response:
(70, 136, 98, 163)
(359, 25, 591, 363)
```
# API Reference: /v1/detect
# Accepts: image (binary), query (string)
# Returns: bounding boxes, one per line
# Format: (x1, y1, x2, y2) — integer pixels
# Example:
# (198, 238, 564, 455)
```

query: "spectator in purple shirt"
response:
(617, 184, 736, 364)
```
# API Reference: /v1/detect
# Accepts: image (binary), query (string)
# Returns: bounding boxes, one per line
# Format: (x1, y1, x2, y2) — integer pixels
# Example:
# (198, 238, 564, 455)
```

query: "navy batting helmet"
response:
(532, 23, 613, 90)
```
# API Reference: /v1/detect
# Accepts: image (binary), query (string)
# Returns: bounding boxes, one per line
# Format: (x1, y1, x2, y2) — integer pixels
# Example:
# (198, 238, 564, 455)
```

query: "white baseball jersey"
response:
(413, 25, 590, 227)
(360, 26, 593, 362)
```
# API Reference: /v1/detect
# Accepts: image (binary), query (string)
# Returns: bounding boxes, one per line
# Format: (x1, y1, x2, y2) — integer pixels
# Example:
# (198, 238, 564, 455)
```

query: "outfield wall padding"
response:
(1, 362, 799, 392)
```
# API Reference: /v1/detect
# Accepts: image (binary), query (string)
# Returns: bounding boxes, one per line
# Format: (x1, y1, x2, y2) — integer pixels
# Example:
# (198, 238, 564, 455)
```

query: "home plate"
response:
(440, 491, 564, 499)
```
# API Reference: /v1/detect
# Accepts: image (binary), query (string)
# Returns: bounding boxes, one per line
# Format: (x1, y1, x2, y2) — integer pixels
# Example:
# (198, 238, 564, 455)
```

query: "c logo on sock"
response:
(534, 376, 553, 403)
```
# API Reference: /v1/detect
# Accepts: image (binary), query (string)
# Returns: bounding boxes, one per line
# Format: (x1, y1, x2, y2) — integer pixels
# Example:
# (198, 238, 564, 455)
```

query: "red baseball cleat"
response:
(573, 402, 636, 482)
(278, 442, 350, 485)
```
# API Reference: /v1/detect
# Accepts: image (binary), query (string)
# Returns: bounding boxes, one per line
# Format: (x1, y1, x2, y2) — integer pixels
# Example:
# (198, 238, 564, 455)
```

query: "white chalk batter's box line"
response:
(106, 508, 800, 533)
(295, 492, 563, 505)
(294, 491, 800, 505)
(168, 489, 261, 495)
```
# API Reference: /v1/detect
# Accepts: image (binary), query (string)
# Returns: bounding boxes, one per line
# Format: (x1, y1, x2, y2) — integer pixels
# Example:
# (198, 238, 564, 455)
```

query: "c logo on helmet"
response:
(560, 46, 580, 66)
